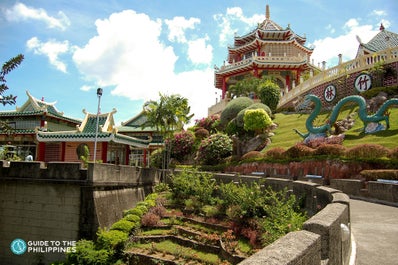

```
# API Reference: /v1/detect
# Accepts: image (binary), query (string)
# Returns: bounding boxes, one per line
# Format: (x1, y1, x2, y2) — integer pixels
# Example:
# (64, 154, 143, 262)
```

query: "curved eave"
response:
(36, 131, 150, 148)
(215, 58, 309, 88)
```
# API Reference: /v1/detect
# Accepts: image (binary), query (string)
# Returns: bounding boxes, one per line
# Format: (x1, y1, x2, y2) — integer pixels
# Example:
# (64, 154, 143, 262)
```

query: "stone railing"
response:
(207, 173, 352, 265)
(278, 46, 398, 107)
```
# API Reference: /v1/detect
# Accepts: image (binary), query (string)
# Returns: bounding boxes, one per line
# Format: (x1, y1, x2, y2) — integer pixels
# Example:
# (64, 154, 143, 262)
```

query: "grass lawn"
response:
(267, 107, 398, 150)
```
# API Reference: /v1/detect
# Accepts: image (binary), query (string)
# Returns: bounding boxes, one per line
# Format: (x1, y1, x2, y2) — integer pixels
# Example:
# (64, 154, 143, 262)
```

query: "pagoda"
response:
(214, 5, 317, 102)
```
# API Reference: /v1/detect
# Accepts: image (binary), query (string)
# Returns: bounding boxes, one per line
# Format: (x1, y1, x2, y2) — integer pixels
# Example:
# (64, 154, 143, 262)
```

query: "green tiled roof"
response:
(82, 116, 107, 133)
(362, 29, 398, 52)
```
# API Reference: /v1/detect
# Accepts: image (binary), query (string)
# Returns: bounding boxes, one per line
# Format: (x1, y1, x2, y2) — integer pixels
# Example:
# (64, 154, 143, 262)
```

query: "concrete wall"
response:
(331, 178, 398, 204)
(0, 161, 159, 265)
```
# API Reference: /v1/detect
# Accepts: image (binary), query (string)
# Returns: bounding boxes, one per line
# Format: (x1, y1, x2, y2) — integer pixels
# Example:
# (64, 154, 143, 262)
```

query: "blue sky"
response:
(1, 0, 397, 125)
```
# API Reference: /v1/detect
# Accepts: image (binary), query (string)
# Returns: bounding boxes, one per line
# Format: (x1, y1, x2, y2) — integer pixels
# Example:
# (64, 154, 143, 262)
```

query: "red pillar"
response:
(37, 142, 46, 161)
(61, 142, 66, 161)
(101, 142, 107, 163)
(285, 75, 290, 91)
(143, 149, 147, 168)
(222, 77, 227, 99)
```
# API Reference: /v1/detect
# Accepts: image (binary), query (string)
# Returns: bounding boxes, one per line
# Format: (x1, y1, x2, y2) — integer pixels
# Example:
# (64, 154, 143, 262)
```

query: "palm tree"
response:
(142, 93, 193, 169)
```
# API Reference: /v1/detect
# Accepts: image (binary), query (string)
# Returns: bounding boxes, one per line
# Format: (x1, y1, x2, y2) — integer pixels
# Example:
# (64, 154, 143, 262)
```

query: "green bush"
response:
(150, 148, 165, 168)
(345, 144, 390, 160)
(170, 168, 217, 206)
(243, 108, 273, 133)
(123, 208, 144, 218)
(220, 97, 254, 127)
(257, 78, 281, 112)
(110, 219, 136, 233)
(65, 240, 111, 265)
(124, 214, 141, 223)
(236, 103, 273, 127)
(96, 229, 128, 251)
(196, 133, 233, 165)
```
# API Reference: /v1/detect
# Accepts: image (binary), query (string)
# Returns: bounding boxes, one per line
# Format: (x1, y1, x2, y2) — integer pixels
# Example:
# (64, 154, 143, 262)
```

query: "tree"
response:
(1, 54, 24, 132)
(142, 93, 193, 169)
(1, 54, 24, 106)
(257, 77, 281, 112)
(228, 76, 260, 98)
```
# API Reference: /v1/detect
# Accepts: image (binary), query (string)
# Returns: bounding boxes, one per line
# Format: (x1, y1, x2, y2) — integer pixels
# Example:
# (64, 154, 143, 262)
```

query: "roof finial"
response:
(266, 4, 270, 19)
(379, 23, 385, 31)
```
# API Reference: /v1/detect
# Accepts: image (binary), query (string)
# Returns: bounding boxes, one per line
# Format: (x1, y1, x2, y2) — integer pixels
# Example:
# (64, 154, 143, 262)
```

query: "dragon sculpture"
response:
(294, 94, 398, 139)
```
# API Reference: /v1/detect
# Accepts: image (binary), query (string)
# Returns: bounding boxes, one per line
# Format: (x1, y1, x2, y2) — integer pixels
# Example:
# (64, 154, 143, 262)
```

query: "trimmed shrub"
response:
(124, 214, 141, 223)
(314, 144, 346, 157)
(96, 229, 128, 251)
(220, 97, 254, 127)
(241, 151, 263, 160)
(389, 147, 398, 159)
(236, 103, 273, 127)
(257, 79, 281, 112)
(196, 133, 233, 165)
(123, 208, 144, 218)
(110, 219, 136, 233)
(345, 144, 390, 160)
(265, 147, 286, 160)
(66, 240, 111, 265)
(243, 108, 273, 133)
(360, 169, 398, 181)
(285, 143, 314, 159)
(149, 148, 165, 168)
(194, 127, 210, 140)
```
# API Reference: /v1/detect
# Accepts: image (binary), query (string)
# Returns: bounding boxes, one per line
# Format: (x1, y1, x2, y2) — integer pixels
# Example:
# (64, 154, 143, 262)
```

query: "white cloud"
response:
(214, 7, 263, 46)
(26, 37, 70, 72)
(187, 37, 213, 65)
(4, 3, 70, 30)
(310, 18, 379, 68)
(165, 16, 200, 43)
(73, 10, 216, 121)
(372, 10, 387, 17)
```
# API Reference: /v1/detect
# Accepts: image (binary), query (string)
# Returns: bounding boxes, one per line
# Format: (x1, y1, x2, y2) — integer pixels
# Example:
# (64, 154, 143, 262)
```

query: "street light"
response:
(93, 88, 103, 163)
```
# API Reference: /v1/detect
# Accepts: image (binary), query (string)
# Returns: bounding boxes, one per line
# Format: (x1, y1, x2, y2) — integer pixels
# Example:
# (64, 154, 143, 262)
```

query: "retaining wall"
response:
(0, 161, 159, 265)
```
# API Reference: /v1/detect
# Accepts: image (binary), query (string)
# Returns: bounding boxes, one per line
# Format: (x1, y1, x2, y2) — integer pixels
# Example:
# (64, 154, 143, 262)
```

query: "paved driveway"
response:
(350, 199, 398, 265)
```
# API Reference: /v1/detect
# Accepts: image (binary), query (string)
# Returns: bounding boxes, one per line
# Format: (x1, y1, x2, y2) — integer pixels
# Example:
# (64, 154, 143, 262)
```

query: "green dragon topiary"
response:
(294, 94, 398, 139)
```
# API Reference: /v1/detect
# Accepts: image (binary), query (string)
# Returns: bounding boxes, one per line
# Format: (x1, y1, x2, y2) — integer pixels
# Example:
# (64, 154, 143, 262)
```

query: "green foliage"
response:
(168, 130, 195, 162)
(236, 103, 273, 127)
(1, 54, 23, 106)
(220, 97, 254, 127)
(79, 145, 90, 168)
(124, 207, 144, 218)
(345, 144, 390, 160)
(243, 108, 272, 133)
(170, 168, 217, 207)
(257, 78, 281, 112)
(149, 148, 165, 168)
(260, 188, 307, 246)
(96, 229, 128, 251)
(361, 85, 398, 99)
(65, 240, 111, 265)
(196, 133, 233, 165)
(360, 169, 398, 181)
(110, 219, 136, 233)
(228, 76, 261, 98)
(124, 214, 141, 223)
(142, 93, 193, 136)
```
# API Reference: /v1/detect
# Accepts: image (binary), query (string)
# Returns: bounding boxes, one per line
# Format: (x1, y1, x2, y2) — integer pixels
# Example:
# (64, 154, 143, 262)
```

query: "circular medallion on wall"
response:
(324, 84, 336, 102)
(354, 73, 372, 93)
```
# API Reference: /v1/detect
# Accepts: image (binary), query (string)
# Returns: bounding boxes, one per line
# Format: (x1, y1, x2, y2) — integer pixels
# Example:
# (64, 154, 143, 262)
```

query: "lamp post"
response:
(93, 88, 103, 163)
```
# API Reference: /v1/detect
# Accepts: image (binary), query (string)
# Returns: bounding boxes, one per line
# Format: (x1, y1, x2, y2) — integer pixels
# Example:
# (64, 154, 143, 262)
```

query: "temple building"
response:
(0, 91, 153, 166)
(356, 23, 398, 57)
(0, 91, 81, 160)
(211, 5, 318, 114)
